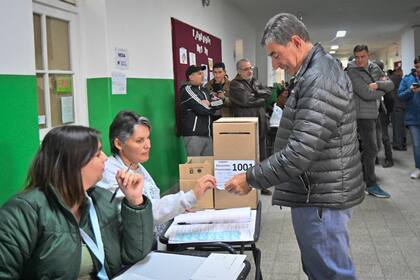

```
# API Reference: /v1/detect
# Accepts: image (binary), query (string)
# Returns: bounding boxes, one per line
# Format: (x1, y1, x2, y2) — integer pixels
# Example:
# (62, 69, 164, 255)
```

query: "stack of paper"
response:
(112, 252, 247, 280)
(113, 252, 204, 280)
(190, 253, 246, 280)
(165, 209, 257, 244)
(174, 207, 251, 224)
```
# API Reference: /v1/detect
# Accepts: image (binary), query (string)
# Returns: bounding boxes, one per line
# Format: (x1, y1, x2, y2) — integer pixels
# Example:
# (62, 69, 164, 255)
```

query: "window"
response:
(33, 2, 82, 138)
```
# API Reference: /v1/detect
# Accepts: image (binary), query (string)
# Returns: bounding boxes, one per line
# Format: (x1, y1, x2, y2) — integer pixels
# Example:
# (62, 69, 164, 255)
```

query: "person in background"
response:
(398, 56, 420, 179)
(0, 126, 154, 280)
(206, 62, 232, 118)
(390, 67, 406, 151)
(347, 45, 394, 198)
(230, 59, 272, 157)
(180, 65, 223, 156)
(373, 60, 394, 168)
(98, 111, 216, 237)
(269, 86, 289, 127)
(225, 13, 364, 279)
(267, 86, 289, 155)
(230, 58, 272, 195)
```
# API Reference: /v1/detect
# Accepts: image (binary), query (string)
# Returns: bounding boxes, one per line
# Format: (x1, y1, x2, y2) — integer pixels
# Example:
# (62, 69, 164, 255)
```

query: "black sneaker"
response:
(261, 189, 272, 196)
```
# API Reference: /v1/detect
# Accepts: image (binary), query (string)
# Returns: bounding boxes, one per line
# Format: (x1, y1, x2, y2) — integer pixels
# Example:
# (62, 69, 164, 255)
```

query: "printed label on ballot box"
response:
(214, 160, 255, 189)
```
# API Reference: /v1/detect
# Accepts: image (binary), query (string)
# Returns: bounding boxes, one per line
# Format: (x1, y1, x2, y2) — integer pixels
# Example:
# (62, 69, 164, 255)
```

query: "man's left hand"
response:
(225, 173, 252, 195)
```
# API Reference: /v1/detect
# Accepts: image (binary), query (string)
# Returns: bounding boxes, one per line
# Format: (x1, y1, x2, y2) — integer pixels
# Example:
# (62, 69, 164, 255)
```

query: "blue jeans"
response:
(408, 125, 420, 168)
(291, 207, 356, 280)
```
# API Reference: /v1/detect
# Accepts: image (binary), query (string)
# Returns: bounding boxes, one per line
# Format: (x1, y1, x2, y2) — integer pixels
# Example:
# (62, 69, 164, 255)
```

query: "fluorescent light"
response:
(336, 30, 347, 37)
(331, 45, 339, 50)
(329, 51, 336, 54)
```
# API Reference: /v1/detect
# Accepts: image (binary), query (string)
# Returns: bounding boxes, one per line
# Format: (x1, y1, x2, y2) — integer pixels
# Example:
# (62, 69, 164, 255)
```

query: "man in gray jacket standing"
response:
(225, 13, 364, 279)
(347, 45, 394, 198)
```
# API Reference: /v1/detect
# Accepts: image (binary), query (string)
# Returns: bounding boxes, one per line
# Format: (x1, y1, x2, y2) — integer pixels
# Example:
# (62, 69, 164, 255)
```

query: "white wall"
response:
(79, 0, 110, 78)
(255, 23, 269, 85)
(80, 0, 256, 79)
(375, 44, 401, 71)
(0, 0, 35, 75)
(415, 26, 420, 56)
(401, 28, 415, 76)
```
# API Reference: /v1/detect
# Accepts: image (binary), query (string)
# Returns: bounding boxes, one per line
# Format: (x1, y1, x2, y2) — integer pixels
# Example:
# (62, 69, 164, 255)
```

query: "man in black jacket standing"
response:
(230, 59, 272, 162)
(180, 65, 223, 156)
(225, 13, 364, 279)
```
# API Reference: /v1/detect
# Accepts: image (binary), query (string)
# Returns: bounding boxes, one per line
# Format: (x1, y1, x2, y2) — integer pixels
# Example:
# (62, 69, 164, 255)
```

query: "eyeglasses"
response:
(240, 66, 254, 71)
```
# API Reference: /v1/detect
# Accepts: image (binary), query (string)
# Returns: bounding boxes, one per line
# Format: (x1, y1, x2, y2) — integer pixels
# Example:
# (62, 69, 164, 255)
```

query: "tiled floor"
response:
(246, 143, 420, 280)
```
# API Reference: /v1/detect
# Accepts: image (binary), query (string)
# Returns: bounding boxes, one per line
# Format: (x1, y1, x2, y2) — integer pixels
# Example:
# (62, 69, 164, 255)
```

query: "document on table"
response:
(191, 253, 246, 280)
(174, 207, 251, 224)
(112, 252, 246, 280)
(165, 210, 257, 244)
(113, 252, 204, 280)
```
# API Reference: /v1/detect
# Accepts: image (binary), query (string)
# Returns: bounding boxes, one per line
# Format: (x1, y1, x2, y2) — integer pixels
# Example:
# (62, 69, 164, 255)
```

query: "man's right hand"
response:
(368, 82, 378, 90)
(411, 85, 420, 93)
(202, 100, 210, 106)
(225, 173, 252, 195)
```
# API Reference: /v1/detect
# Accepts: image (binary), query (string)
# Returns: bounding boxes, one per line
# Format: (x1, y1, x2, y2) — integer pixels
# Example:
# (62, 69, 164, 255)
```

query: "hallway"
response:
(253, 140, 420, 279)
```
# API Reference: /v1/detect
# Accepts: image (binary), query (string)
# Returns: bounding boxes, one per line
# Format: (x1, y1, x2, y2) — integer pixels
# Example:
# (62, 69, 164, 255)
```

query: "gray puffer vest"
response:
(246, 43, 365, 209)
(346, 61, 394, 119)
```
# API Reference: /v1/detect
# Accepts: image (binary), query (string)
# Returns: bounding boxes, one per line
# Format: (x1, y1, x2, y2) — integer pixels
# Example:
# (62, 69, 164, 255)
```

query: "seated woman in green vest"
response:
(0, 125, 154, 280)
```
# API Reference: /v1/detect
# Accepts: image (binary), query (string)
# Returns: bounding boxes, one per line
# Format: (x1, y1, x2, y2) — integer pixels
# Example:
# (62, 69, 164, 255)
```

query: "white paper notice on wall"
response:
(38, 115, 46, 125)
(112, 72, 127, 95)
(114, 47, 129, 70)
(189, 52, 196, 65)
(201, 64, 208, 84)
(179, 47, 188, 64)
(60, 96, 74, 123)
(214, 160, 255, 190)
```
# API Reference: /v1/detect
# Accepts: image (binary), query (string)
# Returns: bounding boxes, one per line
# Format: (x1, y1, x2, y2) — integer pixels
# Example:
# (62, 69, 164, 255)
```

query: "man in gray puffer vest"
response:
(225, 13, 364, 280)
(346, 45, 394, 198)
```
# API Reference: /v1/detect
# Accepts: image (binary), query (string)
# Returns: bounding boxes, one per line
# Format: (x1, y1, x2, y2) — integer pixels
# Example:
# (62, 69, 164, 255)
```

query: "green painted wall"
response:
(87, 77, 187, 193)
(0, 75, 39, 205)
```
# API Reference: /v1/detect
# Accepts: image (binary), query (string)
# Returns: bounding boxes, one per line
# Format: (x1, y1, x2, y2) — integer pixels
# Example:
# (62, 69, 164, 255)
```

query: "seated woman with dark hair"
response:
(98, 111, 216, 235)
(0, 126, 154, 280)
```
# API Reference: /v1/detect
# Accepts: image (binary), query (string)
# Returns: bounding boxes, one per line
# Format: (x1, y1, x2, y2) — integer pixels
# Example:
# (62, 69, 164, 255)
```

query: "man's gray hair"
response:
(261, 13, 310, 46)
(236, 58, 250, 71)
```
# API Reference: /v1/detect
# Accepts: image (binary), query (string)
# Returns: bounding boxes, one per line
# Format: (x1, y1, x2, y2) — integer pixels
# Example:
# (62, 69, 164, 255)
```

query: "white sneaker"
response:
(410, 169, 420, 179)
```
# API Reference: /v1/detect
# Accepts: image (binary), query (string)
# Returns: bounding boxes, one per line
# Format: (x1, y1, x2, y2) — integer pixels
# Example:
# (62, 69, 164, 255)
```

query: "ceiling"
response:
(225, 0, 420, 58)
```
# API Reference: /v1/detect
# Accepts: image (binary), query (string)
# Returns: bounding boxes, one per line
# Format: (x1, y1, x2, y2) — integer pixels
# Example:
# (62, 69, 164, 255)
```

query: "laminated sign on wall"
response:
(114, 48, 129, 70)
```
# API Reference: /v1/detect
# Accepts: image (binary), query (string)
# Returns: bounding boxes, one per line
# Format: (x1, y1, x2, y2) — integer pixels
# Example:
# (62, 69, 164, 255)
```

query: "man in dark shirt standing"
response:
(230, 59, 271, 161)
(206, 62, 232, 118)
(180, 65, 223, 156)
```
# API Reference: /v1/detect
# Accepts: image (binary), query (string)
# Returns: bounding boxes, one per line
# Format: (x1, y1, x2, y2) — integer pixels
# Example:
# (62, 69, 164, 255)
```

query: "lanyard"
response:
(79, 195, 109, 280)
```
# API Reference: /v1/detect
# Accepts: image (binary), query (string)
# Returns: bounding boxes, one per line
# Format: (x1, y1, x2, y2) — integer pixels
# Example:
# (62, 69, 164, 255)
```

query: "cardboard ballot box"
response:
(213, 118, 259, 209)
(179, 156, 214, 209)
